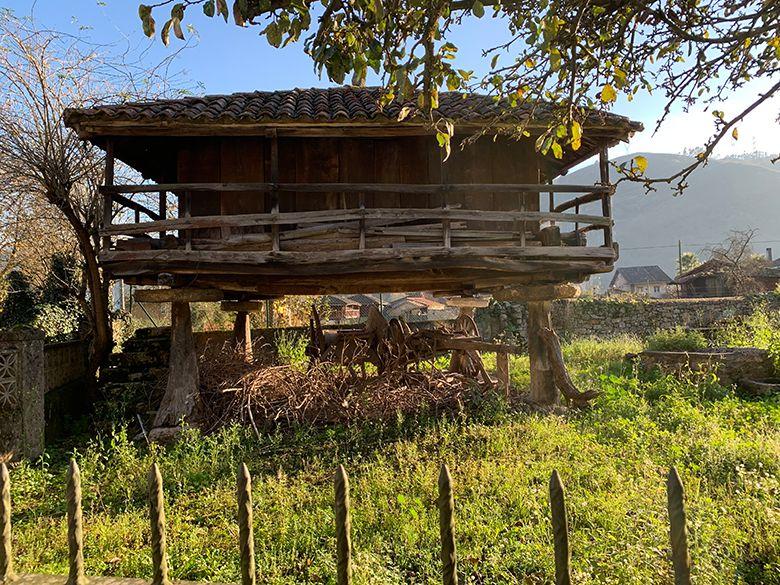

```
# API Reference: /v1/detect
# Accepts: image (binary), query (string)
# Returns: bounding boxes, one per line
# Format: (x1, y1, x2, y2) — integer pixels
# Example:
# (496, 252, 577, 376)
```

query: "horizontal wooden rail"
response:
(100, 182, 611, 195)
(101, 208, 611, 237)
(100, 245, 617, 266)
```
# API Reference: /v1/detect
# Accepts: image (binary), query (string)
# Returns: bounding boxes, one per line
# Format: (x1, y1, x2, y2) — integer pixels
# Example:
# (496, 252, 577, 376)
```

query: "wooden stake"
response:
(237, 464, 256, 585)
(549, 470, 571, 585)
(334, 465, 352, 585)
(0, 463, 13, 583)
(438, 464, 458, 585)
(149, 463, 170, 585)
(66, 459, 87, 585)
(667, 467, 691, 585)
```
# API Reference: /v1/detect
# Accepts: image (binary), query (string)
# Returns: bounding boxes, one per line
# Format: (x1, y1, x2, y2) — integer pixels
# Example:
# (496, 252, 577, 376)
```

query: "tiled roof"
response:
(64, 86, 642, 131)
(670, 259, 728, 285)
(610, 265, 672, 286)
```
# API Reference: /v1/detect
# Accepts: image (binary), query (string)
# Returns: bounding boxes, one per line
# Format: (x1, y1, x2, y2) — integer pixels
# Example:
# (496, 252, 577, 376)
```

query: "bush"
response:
(715, 303, 780, 372)
(646, 326, 709, 352)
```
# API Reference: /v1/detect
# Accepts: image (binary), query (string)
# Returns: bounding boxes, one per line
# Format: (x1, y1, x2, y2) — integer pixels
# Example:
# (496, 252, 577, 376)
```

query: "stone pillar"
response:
(0, 329, 45, 460)
(153, 302, 199, 429)
(527, 301, 558, 405)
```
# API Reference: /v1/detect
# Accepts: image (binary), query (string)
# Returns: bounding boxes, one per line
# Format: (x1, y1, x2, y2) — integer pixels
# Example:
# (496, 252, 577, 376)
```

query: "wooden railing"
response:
(99, 181, 616, 260)
(0, 461, 692, 585)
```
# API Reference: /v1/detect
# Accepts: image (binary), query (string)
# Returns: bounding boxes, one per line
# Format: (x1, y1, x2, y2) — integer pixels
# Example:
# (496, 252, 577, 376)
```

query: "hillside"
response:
(559, 153, 780, 289)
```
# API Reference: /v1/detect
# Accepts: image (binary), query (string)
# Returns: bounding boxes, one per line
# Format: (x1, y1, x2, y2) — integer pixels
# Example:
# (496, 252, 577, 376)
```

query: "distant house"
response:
(672, 256, 780, 298)
(608, 266, 672, 298)
(385, 295, 459, 322)
(323, 295, 361, 323)
(670, 259, 730, 297)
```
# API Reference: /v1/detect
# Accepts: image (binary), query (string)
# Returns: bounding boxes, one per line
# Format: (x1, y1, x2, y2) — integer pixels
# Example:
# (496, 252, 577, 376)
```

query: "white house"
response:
(608, 266, 672, 298)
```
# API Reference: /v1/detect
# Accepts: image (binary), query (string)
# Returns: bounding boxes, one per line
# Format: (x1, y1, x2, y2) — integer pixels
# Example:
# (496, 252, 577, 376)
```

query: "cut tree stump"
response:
(153, 301, 199, 428)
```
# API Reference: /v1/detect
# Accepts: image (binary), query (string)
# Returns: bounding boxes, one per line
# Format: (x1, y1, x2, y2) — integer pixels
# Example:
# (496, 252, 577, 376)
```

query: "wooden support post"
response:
(149, 463, 170, 585)
(66, 459, 87, 585)
(334, 465, 352, 585)
(0, 463, 13, 583)
(549, 470, 571, 585)
(184, 192, 192, 251)
(667, 467, 691, 585)
(233, 311, 252, 363)
(358, 192, 366, 250)
(528, 301, 558, 405)
(496, 352, 510, 397)
(237, 463, 256, 585)
(269, 130, 280, 252)
(441, 150, 451, 249)
(158, 191, 166, 241)
(599, 147, 613, 248)
(102, 140, 114, 252)
(438, 464, 458, 585)
(153, 301, 199, 429)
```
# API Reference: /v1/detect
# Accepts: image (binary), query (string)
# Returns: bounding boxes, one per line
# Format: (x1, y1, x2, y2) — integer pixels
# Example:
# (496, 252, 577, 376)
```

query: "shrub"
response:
(714, 303, 780, 372)
(646, 326, 708, 352)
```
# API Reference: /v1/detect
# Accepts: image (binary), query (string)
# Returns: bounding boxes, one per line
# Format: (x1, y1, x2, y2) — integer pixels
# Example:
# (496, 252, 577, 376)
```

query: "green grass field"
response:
(6, 336, 780, 584)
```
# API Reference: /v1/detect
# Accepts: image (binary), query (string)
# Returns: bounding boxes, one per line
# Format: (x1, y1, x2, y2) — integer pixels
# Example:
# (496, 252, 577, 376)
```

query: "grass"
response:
(6, 336, 780, 584)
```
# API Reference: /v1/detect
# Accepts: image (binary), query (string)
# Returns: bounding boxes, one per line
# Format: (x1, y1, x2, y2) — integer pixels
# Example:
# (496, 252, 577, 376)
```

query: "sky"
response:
(4, 0, 779, 160)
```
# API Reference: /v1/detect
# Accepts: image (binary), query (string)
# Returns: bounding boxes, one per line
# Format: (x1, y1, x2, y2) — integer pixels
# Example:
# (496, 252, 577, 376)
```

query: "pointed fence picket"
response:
(0, 461, 693, 584)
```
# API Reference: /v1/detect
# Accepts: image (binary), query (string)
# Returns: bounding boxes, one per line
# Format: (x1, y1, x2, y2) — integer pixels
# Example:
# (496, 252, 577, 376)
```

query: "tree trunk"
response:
(153, 301, 199, 428)
(527, 300, 559, 405)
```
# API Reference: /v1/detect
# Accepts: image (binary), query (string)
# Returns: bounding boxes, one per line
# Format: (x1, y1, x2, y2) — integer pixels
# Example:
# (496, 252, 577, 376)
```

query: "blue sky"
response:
(5, 0, 778, 159)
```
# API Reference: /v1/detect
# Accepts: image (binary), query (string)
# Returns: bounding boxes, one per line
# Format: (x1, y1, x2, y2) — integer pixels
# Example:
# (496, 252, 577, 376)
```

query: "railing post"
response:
(438, 464, 458, 585)
(237, 463, 256, 585)
(599, 147, 613, 248)
(158, 190, 167, 241)
(66, 459, 87, 585)
(0, 463, 13, 583)
(269, 130, 280, 252)
(667, 467, 691, 585)
(102, 140, 114, 252)
(334, 465, 352, 585)
(549, 470, 571, 585)
(149, 463, 170, 585)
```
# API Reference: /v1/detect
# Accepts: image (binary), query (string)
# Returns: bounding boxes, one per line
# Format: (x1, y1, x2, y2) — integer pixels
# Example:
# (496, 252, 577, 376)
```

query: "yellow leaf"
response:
(731, 127, 739, 140)
(634, 155, 648, 174)
(551, 141, 563, 159)
(600, 83, 617, 103)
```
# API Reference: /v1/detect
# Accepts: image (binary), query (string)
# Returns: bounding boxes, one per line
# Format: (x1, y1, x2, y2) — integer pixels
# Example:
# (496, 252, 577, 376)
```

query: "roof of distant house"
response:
(609, 265, 672, 288)
(670, 258, 729, 285)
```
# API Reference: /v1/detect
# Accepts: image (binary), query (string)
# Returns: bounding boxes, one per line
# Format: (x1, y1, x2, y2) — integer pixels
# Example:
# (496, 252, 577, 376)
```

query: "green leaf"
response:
(203, 0, 216, 17)
(138, 5, 155, 37)
(472, 0, 485, 18)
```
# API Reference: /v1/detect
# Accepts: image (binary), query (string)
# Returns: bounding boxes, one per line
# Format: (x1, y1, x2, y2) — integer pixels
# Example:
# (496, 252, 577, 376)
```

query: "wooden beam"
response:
(133, 287, 224, 303)
(493, 283, 580, 302)
(113, 194, 161, 221)
(100, 182, 612, 195)
(102, 208, 612, 237)
(220, 301, 263, 312)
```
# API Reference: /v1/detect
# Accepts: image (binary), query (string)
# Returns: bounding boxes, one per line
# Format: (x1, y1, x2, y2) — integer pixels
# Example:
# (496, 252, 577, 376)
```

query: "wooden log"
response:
(493, 283, 580, 302)
(443, 296, 491, 309)
(0, 463, 13, 583)
(539, 225, 562, 247)
(153, 302, 199, 428)
(539, 327, 600, 405)
(101, 209, 612, 237)
(438, 464, 458, 585)
(334, 465, 352, 585)
(101, 182, 612, 195)
(66, 459, 87, 585)
(667, 467, 691, 585)
(149, 463, 170, 585)
(237, 463, 256, 585)
(134, 288, 224, 303)
(549, 470, 571, 585)
(528, 301, 558, 405)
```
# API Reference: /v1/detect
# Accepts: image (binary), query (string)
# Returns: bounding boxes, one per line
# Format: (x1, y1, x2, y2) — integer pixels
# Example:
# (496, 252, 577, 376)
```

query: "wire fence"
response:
(1, 461, 693, 585)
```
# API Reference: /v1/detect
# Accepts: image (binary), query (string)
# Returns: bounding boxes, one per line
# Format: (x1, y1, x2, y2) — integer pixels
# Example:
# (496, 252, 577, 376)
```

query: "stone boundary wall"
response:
(476, 294, 780, 343)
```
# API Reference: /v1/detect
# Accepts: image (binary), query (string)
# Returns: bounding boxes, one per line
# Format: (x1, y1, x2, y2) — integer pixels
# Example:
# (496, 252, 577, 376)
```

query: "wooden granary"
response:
(65, 87, 641, 425)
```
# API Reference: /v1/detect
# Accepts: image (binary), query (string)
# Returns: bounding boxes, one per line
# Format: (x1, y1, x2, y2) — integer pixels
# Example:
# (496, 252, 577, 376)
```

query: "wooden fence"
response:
(0, 462, 692, 585)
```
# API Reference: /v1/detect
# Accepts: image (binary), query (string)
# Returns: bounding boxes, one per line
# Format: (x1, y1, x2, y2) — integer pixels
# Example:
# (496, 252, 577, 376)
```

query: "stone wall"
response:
(476, 294, 780, 343)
